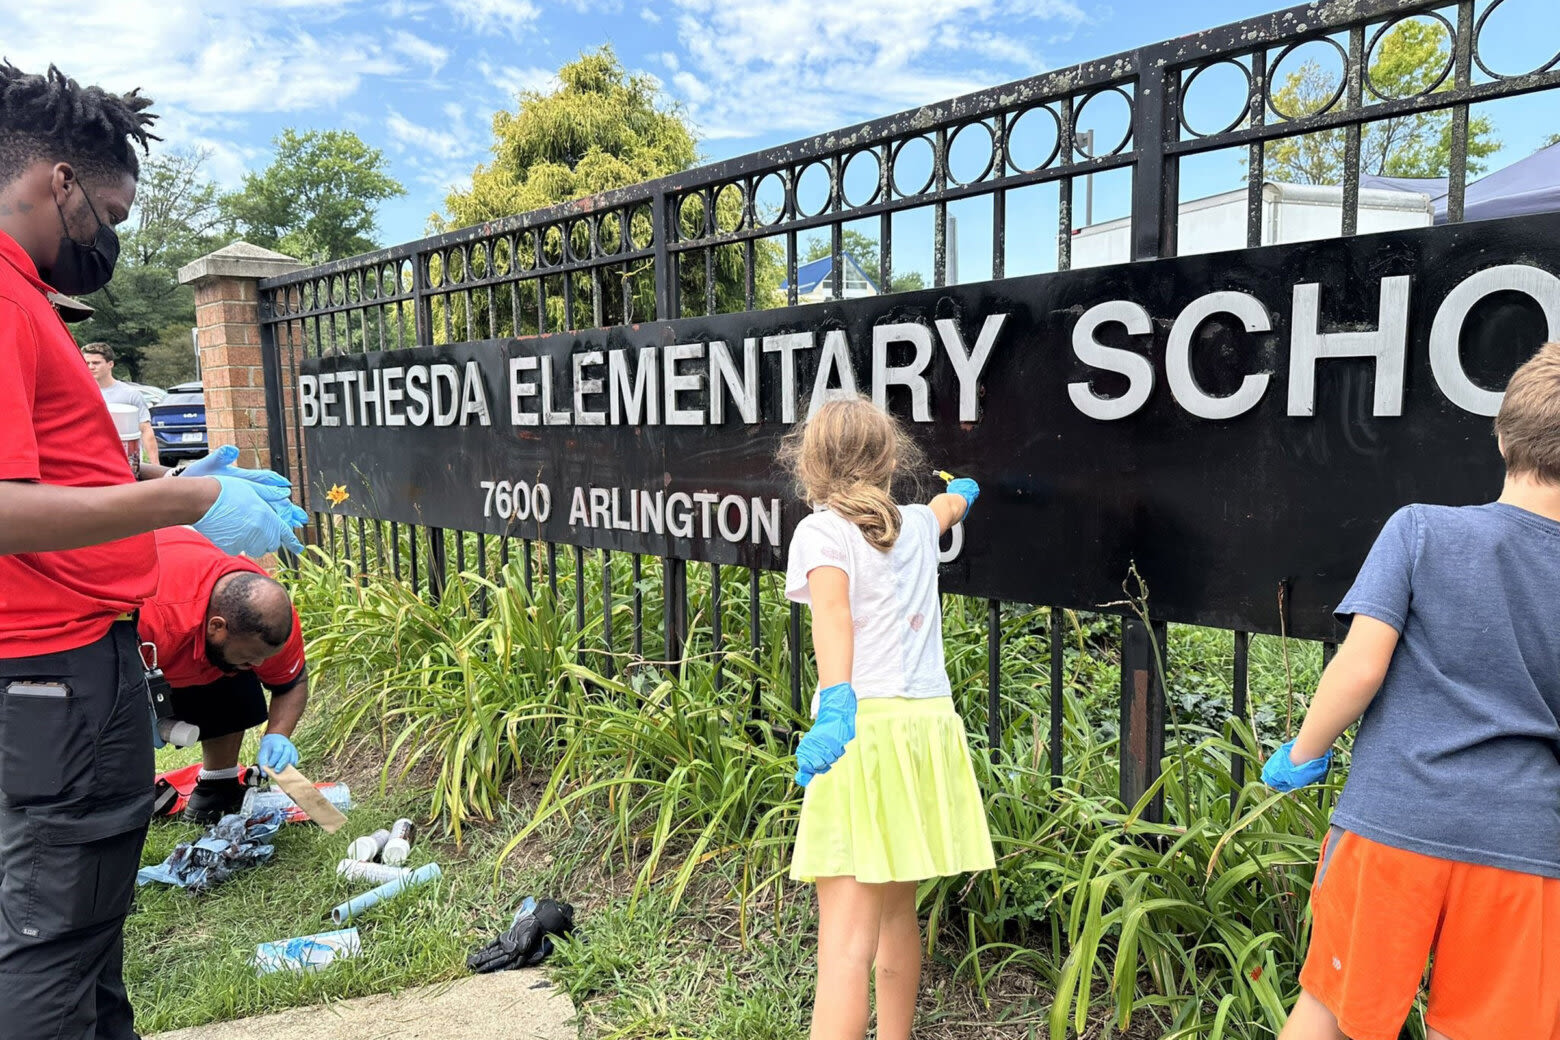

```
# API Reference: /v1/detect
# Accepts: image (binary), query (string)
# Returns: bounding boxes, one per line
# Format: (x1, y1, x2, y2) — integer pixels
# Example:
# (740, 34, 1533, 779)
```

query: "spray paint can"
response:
(382, 818, 417, 866)
(345, 829, 391, 863)
(335, 859, 414, 885)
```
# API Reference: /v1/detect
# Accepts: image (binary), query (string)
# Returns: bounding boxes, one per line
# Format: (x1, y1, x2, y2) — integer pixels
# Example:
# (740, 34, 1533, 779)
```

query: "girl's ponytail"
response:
(826, 483, 901, 551)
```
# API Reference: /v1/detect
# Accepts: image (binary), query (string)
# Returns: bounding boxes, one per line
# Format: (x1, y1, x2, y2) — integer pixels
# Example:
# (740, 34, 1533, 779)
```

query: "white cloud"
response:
(2, 2, 404, 117)
(443, 0, 540, 38)
(477, 60, 561, 102)
(390, 29, 450, 73)
(641, 6, 661, 22)
(180, 32, 402, 114)
(671, 71, 710, 105)
(943, 27, 1044, 67)
(664, 0, 1086, 139)
(384, 101, 489, 201)
(153, 108, 264, 187)
(387, 111, 472, 161)
(427, 168, 475, 196)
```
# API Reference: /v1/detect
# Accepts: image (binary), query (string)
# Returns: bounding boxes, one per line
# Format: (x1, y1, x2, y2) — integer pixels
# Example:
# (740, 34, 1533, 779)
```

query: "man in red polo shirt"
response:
(0, 64, 306, 1039)
(141, 528, 311, 823)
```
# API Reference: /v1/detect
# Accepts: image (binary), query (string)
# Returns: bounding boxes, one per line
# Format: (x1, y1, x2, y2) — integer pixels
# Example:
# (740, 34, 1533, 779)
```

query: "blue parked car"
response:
(150, 381, 207, 462)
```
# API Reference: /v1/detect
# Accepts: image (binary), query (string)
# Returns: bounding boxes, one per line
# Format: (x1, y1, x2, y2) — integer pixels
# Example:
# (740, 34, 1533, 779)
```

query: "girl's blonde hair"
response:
(778, 396, 925, 551)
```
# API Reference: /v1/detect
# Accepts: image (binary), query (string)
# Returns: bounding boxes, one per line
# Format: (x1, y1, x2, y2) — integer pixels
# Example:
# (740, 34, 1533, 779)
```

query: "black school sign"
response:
(298, 213, 1560, 640)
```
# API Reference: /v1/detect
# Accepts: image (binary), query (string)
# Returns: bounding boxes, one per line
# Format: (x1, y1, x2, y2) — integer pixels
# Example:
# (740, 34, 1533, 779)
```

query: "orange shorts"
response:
(1300, 828, 1560, 1040)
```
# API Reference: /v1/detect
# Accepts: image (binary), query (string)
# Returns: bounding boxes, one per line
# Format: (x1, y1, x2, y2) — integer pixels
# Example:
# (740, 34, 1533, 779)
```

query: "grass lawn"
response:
(125, 735, 1060, 1040)
(125, 558, 1332, 1040)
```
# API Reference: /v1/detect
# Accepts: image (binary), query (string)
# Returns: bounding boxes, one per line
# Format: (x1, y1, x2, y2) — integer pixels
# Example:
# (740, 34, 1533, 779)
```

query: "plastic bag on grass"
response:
(137, 809, 284, 892)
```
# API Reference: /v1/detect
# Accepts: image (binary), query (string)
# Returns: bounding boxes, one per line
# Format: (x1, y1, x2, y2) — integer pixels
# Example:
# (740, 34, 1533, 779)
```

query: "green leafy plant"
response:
(287, 548, 1368, 1037)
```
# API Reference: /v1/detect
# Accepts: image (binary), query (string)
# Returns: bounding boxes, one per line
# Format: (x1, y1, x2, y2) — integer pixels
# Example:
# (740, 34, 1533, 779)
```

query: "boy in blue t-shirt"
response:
(1263, 341, 1560, 1040)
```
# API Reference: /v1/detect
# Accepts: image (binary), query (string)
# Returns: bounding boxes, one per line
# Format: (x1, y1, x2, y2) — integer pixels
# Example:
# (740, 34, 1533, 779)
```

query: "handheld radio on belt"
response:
(140, 642, 199, 748)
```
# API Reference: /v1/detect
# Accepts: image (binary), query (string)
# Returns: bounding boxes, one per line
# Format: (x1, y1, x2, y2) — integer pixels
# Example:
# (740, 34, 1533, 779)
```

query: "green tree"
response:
(223, 129, 404, 263)
(1541, 133, 1560, 152)
(1266, 21, 1500, 183)
(801, 229, 925, 294)
(74, 148, 230, 381)
(137, 325, 201, 388)
(440, 46, 781, 336)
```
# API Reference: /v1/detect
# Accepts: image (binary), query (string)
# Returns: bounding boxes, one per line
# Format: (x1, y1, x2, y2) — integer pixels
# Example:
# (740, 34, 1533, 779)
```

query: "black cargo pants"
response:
(0, 620, 153, 1040)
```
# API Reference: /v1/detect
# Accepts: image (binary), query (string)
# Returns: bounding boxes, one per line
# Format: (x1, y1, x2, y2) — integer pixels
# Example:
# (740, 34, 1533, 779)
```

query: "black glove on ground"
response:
(467, 897, 575, 973)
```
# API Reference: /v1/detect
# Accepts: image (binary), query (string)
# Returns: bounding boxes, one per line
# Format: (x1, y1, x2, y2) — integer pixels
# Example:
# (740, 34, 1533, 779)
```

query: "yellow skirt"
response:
(791, 696, 996, 884)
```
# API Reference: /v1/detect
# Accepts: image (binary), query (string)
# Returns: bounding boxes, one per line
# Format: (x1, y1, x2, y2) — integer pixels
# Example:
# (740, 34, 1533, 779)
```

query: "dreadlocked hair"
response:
(779, 396, 925, 552)
(0, 61, 159, 184)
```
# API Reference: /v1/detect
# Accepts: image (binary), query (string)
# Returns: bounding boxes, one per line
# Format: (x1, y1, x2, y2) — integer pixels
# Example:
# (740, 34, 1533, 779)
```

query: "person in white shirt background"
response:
(82, 340, 158, 465)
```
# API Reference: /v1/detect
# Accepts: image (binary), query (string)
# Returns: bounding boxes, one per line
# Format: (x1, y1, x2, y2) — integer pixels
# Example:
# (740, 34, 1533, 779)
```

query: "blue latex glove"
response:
(258, 733, 300, 773)
(182, 445, 292, 491)
(1261, 739, 1333, 792)
(274, 501, 309, 530)
(184, 446, 304, 530)
(947, 477, 980, 514)
(795, 682, 857, 787)
(194, 476, 307, 557)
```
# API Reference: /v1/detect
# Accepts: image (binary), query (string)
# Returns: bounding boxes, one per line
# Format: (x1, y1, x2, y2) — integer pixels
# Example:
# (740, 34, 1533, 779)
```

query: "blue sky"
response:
(7, 0, 1557, 256)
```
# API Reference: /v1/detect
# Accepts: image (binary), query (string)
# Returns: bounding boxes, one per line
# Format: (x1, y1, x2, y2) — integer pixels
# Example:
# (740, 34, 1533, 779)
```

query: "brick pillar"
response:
(177, 242, 304, 468)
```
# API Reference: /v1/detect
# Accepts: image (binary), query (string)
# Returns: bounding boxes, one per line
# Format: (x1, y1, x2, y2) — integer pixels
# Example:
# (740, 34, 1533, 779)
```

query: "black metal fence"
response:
(257, 0, 1560, 819)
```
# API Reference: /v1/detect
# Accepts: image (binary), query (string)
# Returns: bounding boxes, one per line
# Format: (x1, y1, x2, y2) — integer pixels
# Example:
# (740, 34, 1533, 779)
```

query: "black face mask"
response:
(44, 184, 119, 295)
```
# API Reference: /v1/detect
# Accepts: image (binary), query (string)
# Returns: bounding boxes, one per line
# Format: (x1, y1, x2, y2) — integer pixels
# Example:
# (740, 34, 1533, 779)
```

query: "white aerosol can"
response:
(382, 818, 417, 866)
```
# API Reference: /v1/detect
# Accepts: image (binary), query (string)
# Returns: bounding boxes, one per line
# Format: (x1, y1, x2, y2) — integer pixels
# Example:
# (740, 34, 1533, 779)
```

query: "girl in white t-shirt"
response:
(779, 396, 995, 1040)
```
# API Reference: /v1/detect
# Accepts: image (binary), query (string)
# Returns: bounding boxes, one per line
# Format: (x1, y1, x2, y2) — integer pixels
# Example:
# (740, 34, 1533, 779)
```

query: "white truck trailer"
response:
(1070, 181, 1436, 268)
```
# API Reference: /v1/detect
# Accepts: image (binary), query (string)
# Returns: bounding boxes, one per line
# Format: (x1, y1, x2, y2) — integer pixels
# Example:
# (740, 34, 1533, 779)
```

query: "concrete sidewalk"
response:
(149, 970, 575, 1040)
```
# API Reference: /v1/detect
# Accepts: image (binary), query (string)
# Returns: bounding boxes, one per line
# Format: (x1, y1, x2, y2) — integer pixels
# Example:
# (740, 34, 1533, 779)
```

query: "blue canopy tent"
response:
(1359, 143, 1560, 225)
(1361, 173, 1449, 196)
(1433, 142, 1560, 224)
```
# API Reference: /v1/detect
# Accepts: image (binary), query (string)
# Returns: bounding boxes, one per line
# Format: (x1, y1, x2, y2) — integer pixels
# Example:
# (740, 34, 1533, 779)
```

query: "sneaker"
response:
(181, 776, 246, 825)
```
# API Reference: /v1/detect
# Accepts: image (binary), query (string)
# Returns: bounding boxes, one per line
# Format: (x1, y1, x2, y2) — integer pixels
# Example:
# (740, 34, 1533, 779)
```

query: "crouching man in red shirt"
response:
(140, 527, 311, 823)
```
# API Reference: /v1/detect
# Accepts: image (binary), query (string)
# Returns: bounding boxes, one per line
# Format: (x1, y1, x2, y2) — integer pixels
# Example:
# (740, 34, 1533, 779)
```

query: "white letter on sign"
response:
(405, 367, 430, 426)
(709, 339, 759, 424)
(1287, 276, 1410, 417)
(872, 322, 933, 421)
(663, 343, 706, 426)
(608, 347, 660, 425)
(541, 358, 571, 425)
(432, 365, 461, 427)
(460, 361, 491, 426)
(938, 314, 1006, 422)
(509, 356, 539, 426)
(1429, 264, 1560, 416)
(318, 373, 339, 427)
(1068, 300, 1154, 421)
(1166, 292, 1273, 420)
(762, 333, 815, 423)
(298, 375, 319, 427)
(807, 330, 859, 419)
(573, 351, 607, 426)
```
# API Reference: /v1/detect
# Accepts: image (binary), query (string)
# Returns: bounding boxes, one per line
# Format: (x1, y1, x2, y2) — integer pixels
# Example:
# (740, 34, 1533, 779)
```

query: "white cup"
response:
(106, 403, 141, 476)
